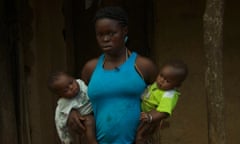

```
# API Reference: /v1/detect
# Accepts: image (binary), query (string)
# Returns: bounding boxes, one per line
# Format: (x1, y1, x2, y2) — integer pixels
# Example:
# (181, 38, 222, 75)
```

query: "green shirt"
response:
(141, 83, 179, 115)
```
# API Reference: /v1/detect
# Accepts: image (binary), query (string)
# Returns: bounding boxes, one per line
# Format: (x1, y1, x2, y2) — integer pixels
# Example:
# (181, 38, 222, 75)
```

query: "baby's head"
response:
(156, 59, 188, 90)
(48, 71, 79, 99)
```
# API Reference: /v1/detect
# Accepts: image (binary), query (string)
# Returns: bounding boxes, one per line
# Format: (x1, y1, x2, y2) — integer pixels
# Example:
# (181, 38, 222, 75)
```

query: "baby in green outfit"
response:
(136, 59, 188, 144)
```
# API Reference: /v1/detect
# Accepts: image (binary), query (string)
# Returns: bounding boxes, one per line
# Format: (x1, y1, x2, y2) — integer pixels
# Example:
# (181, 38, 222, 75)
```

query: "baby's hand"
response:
(140, 112, 152, 123)
(140, 112, 147, 121)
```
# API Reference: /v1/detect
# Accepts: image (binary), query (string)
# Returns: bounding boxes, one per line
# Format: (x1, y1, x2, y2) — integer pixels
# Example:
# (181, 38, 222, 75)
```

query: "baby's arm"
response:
(141, 110, 169, 124)
(145, 90, 179, 123)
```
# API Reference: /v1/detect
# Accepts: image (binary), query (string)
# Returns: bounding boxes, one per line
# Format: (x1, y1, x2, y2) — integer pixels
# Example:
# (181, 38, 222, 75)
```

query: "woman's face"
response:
(95, 18, 128, 54)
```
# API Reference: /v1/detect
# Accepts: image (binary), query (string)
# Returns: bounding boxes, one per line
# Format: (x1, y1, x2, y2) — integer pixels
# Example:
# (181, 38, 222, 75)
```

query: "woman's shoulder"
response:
(81, 58, 99, 84)
(135, 55, 155, 67)
(135, 54, 158, 84)
(84, 58, 99, 68)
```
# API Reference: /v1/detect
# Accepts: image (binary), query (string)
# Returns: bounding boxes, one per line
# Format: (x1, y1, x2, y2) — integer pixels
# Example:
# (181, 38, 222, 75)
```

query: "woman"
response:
(68, 6, 157, 144)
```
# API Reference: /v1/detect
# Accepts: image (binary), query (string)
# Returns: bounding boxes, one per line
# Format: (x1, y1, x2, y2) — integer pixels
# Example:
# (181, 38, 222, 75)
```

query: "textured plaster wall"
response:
(151, 1, 207, 143)
(224, 0, 240, 143)
(151, 1, 240, 144)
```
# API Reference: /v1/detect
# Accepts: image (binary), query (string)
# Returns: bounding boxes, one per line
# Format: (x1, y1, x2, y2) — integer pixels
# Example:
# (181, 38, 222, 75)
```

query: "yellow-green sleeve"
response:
(156, 90, 179, 115)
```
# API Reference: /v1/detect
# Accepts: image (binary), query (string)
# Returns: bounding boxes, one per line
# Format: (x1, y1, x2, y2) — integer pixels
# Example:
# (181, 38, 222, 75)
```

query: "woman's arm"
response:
(135, 55, 158, 84)
(67, 109, 86, 134)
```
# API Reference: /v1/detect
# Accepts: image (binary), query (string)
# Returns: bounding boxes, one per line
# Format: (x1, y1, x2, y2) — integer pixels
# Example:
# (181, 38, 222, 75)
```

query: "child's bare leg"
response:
(135, 121, 150, 144)
(136, 121, 160, 144)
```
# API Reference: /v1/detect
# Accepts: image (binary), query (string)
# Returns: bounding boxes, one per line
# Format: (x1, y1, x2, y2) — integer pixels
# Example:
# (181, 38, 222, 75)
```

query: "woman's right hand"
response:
(67, 109, 86, 134)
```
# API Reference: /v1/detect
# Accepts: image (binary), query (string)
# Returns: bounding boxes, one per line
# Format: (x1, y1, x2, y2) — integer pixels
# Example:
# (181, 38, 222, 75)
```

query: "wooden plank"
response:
(0, 1, 18, 143)
(203, 0, 226, 143)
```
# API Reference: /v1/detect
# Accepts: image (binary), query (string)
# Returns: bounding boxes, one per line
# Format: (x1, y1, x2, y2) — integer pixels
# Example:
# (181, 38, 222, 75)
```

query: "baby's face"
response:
(53, 74, 79, 99)
(156, 66, 181, 90)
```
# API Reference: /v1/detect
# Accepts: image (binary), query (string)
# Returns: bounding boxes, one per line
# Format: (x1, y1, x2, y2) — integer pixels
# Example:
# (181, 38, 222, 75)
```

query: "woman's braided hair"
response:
(94, 6, 128, 27)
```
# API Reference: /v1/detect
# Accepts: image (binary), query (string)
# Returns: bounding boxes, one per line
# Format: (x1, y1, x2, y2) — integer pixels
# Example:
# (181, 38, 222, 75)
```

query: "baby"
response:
(136, 59, 188, 144)
(48, 71, 97, 144)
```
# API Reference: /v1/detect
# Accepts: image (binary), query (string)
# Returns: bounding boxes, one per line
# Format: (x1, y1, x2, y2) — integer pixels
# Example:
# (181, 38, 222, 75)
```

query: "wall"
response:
(27, 0, 66, 143)
(224, 0, 240, 143)
(151, 1, 207, 143)
(151, 0, 240, 144)
(0, 1, 18, 143)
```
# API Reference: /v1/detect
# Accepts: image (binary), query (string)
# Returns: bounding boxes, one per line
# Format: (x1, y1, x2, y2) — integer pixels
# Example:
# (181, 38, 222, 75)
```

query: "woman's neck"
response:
(105, 47, 127, 58)
(103, 48, 130, 69)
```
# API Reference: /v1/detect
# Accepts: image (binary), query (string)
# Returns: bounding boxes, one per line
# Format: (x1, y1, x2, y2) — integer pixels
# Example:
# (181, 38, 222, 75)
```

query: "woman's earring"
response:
(124, 36, 128, 44)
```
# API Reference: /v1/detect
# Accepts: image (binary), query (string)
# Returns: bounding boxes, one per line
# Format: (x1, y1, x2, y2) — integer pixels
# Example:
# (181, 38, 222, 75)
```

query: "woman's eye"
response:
(96, 33, 102, 37)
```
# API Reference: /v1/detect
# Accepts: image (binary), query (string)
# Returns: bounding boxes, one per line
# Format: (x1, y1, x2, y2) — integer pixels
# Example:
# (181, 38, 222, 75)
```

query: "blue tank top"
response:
(88, 52, 146, 144)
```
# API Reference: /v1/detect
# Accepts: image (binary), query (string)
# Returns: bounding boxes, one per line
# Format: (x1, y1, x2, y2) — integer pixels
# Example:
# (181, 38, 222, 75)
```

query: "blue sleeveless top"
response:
(88, 52, 147, 144)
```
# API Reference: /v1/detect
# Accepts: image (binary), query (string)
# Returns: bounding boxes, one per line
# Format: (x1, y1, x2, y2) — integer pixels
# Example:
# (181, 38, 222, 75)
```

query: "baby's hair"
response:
(162, 59, 188, 82)
(47, 71, 67, 92)
(94, 6, 128, 27)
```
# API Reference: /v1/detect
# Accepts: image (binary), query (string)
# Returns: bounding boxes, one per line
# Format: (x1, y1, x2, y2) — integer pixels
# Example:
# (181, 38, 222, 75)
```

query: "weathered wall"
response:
(151, 1, 208, 143)
(151, 0, 240, 144)
(224, 0, 240, 143)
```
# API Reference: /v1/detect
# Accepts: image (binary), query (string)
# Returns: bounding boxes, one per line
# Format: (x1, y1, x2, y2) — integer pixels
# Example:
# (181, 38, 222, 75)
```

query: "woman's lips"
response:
(103, 45, 111, 48)
(102, 46, 112, 50)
